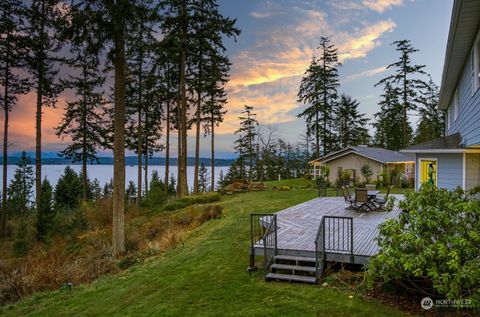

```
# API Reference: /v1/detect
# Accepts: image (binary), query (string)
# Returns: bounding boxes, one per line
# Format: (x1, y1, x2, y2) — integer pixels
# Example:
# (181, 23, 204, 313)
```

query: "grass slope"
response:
(1, 190, 411, 317)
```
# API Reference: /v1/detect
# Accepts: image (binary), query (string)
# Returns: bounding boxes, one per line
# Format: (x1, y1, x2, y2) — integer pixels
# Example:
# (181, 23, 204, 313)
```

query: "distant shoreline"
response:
(0, 156, 234, 167)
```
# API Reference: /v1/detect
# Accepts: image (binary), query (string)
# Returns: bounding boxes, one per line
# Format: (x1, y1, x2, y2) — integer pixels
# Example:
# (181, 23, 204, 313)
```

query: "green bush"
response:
(162, 192, 221, 211)
(367, 184, 480, 305)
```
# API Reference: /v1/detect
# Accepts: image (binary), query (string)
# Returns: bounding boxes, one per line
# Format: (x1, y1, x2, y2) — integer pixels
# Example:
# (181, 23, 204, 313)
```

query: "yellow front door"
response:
(420, 160, 437, 186)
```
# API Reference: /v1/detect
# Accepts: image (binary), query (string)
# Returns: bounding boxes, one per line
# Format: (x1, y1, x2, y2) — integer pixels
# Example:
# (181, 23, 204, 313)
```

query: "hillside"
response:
(0, 188, 411, 317)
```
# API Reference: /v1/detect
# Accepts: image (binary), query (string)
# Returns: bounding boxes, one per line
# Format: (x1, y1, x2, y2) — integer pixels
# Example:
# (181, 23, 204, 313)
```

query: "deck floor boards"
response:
(255, 195, 403, 263)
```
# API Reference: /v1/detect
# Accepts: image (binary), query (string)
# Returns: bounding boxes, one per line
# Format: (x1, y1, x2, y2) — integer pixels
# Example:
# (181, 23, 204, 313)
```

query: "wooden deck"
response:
(253, 195, 403, 265)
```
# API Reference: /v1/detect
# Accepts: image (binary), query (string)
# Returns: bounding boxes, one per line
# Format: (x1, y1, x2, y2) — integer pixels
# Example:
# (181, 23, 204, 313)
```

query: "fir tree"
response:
(0, 0, 30, 236)
(335, 94, 370, 148)
(125, 180, 137, 198)
(56, 14, 108, 202)
(234, 105, 258, 183)
(413, 77, 445, 144)
(25, 0, 65, 212)
(198, 162, 209, 193)
(103, 179, 113, 197)
(54, 166, 81, 212)
(297, 37, 340, 157)
(375, 40, 428, 148)
(216, 169, 225, 191)
(7, 151, 34, 215)
(372, 82, 409, 150)
(36, 178, 55, 241)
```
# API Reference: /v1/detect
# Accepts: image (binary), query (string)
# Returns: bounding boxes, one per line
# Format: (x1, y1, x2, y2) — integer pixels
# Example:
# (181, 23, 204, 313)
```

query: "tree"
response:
(335, 94, 370, 148)
(361, 162, 373, 183)
(375, 40, 428, 148)
(25, 0, 65, 213)
(7, 151, 34, 215)
(198, 162, 209, 193)
(413, 77, 445, 144)
(125, 180, 137, 198)
(54, 166, 81, 212)
(373, 82, 409, 150)
(36, 178, 55, 241)
(0, 0, 30, 237)
(298, 37, 340, 157)
(234, 105, 258, 183)
(56, 12, 108, 202)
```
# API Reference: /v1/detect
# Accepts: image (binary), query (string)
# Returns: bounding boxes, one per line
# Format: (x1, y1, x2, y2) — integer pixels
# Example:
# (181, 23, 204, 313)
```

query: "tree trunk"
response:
(1, 48, 9, 237)
(144, 151, 148, 196)
(177, 97, 182, 196)
(193, 89, 201, 194)
(112, 2, 126, 256)
(165, 99, 170, 194)
(210, 112, 215, 192)
(403, 61, 408, 148)
(82, 66, 88, 201)
(136, 50, 143, 208)
(178, 1, 188, 196)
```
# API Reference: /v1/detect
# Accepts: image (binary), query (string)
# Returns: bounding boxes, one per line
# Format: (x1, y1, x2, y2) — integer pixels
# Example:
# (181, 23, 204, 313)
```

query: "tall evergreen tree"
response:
(25, 0, 65, 213)
(70, 0, 142, 255)
(36, 178, 54, 241)
(335, 94, 370, 148)
(56, 11, 108, 202)
(125, 0, 158, 207)
(234, 105, 257, 184)
(198, 162, 208, 193)
(413, 77, 445, 144)
(7, 151, 34, 215)
(0, 0, 30, 237)
(297, 36, 340, 157)
(375, 40, 428, 148)
(372, 82, 409, 150)
(54, 166, 81, 212)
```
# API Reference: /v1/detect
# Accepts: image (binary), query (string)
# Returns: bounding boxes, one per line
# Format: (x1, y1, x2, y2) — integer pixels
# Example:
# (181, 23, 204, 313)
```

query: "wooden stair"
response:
(265, 255, 317, 284)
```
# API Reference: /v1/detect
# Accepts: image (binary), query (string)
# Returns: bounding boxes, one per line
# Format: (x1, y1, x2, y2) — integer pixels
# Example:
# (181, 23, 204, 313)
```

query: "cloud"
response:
(221, 7, 397, 134)
(362, 0, 406, 13)
(329, 0, 409, 13)
(250, 11, 277, 18)
(344, 66, 388, 82)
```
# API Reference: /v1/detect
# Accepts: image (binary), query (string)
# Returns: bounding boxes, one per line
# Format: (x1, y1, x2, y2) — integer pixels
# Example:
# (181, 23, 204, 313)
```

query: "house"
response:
(309, 146, 415, 185)
(402, 0, 480, 191)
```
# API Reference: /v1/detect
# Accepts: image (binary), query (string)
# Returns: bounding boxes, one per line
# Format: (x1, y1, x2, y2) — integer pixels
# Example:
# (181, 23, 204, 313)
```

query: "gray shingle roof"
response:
(401, 133, 464, 151)
(318, 146, 415, 164)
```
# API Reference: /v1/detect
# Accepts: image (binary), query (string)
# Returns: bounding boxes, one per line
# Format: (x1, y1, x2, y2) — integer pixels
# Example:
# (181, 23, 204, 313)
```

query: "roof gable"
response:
(318, 146, 414, 164)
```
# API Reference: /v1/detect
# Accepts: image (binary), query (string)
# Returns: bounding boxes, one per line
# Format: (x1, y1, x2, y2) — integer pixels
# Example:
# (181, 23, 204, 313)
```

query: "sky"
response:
(3, 0, 453, 159)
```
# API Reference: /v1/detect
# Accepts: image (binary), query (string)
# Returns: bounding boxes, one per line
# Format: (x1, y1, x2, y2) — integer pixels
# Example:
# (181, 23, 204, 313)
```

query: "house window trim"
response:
(417, 157, 438, 190)
(453, 88, 459, 122)
(474, 28, 480, 93)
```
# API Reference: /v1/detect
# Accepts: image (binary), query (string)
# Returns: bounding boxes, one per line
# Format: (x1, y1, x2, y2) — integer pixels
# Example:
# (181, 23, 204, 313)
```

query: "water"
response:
(0, 165, 230, 192)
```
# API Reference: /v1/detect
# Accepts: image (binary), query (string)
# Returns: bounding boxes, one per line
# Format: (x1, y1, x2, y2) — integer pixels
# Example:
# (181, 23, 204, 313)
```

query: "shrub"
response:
(360, 162, 373, 183)
(162, 192, 221, 211)
(367, 184, 480, 305)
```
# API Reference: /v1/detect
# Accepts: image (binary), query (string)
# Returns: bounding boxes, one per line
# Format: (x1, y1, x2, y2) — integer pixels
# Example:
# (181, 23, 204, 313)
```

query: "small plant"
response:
(360, 162, 373, 183)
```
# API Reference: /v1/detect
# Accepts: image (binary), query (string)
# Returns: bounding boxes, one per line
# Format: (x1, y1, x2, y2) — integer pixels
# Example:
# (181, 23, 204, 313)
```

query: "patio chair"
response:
(342, 186, 355, 209)
(373, 185, 392, 210)
(365, 184, 376, 191)
(352, 188, 375, 212)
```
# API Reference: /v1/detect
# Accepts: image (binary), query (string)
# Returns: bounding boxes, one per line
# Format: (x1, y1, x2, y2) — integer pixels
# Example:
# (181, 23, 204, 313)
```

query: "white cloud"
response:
(344, 66, 388, 82)
(362, 0, 406, 13)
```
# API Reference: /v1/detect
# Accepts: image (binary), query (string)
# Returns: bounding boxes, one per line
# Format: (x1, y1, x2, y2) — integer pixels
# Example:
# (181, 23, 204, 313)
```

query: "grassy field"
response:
(0, 188, 413, 317)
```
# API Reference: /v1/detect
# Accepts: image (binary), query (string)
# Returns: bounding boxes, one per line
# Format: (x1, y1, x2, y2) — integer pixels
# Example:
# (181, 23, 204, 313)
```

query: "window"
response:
(475, 32, 480, 92)
(453, 88, 459, 121)
(447, 106, 451, 130)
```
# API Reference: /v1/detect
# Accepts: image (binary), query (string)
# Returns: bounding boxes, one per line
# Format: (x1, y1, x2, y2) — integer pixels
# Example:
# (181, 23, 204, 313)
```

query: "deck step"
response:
(271, 264, 316, 273)
(266, 273, 316, 284)
(274, 255, 315, 263)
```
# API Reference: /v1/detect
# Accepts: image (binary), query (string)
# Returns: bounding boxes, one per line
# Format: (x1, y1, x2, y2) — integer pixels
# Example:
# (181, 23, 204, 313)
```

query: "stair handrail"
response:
(249, 213, 277, 271)
(261, 214, 278, 275)
(314, 216, 326, 283)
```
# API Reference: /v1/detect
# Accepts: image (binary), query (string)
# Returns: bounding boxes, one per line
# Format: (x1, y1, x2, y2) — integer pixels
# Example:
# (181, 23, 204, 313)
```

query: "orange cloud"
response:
(362, 0, 406, 13)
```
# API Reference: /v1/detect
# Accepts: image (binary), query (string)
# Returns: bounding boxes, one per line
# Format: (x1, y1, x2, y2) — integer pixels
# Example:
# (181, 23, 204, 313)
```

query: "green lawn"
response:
(1, 190, 413, 317)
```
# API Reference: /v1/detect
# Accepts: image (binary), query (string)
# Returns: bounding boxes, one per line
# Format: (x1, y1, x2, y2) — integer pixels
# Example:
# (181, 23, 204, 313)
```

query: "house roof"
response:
(401, 133, 466, 152)
(310, 146, 415, 165)
(438, 0, 480, 110)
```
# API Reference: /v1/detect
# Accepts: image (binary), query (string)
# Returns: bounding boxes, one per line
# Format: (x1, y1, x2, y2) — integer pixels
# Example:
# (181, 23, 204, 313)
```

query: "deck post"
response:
(350, 219, 354, 263)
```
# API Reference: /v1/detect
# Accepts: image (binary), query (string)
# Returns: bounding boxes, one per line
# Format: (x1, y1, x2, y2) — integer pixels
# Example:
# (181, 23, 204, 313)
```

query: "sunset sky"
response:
(4, 0, 453, 158)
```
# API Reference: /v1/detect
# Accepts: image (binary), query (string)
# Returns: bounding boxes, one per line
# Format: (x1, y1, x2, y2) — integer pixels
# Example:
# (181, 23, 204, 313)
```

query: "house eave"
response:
(401, 149, 480, 153)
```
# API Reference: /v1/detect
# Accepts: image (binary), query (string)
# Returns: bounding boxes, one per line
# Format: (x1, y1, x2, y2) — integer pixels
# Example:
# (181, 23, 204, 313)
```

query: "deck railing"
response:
(249, 213, 278, 273)
(314, 216, 354, 283)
